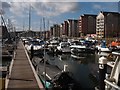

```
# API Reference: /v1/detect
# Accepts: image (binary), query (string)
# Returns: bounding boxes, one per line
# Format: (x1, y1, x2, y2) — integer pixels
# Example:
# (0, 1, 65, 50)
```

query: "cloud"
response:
(4, 2, 79, 17)
(0, 2, 10, 14)
(1, 0, 120, 2)
(32, 2, 79, 17)
(80, 0, 119, 2)
(0, 0, 79, 2)
(92, 2, 118, 12)
(9, 2, 30, 17)
(2, 2, 11, 8)
(93, 4, 102, 9)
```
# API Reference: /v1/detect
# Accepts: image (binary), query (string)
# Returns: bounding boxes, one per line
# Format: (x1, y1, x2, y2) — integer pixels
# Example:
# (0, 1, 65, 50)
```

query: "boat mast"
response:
(0, 1, 2, 26)
(28, 4, 31, 37)
(43, 17, 46, 89)
(39, 18, 42, 38)
(29, 4, 31, 31)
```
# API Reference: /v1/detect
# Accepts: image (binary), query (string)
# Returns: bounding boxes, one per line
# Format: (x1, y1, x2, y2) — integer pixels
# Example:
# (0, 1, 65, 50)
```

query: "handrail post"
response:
(30, 45, 34, 60)
(99, 56, 107, 90)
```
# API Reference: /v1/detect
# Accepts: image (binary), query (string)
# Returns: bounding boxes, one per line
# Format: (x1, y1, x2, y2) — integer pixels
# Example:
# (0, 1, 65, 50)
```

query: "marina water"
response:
(1, 50, 100, 89)
(41, 53, 99, 89)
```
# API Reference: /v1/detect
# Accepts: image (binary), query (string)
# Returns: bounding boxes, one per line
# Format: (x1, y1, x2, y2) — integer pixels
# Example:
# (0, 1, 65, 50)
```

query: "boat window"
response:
(77, 42, 82, 45)
(52, 43, 59, 45)
(61, 43, 70, 47)
(39, 41, 44, 45)
(31, 41, 40, 45)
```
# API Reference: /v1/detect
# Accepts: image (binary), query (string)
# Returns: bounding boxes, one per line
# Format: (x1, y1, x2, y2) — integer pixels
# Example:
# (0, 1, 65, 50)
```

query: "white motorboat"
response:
(70, 45, 87, 58)
(70, 40, 96, 59)
(96, 40, 111, 57)
(25, 40, 43, 55)
(48, 40, 59, 49)
(57, 42, 71, 53)
(47, 40, 59, 54)
(96, 45, 111, 52)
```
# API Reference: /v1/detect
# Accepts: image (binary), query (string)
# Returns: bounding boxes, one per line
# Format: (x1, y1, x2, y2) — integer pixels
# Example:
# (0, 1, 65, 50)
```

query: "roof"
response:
(100, 11, 120, 16)
(82, 14, 97, 16)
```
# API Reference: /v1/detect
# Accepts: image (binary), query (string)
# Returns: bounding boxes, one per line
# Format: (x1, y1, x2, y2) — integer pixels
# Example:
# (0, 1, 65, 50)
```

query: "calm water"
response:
(0, 57, 12, 78)
(45, 53, 100, 89)
(1, 49, 100, 88)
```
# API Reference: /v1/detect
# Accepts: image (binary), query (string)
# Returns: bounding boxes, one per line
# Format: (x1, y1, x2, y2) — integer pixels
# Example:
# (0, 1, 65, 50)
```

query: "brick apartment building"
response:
(50, 24, 60, 37)
(67, 19, 79, 38)
(79, 14, 97, 37)
(96, 11, 120, 38)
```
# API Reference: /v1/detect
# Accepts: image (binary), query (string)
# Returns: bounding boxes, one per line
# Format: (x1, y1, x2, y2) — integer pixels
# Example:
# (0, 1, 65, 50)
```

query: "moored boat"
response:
(108, 40, 120, 52)
(56, 42, 71, 54)
(32, 56, 80, 89)
(96, 40, 111, 57)
(25, 39, 44, 56)
(70, 40, 95, 59)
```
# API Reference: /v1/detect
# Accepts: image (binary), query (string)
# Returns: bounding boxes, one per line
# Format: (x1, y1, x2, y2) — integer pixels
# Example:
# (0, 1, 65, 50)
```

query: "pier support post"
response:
(23, 40, 25, 46)
(30, 45, 34, 60)
(99, 56, 107, 90)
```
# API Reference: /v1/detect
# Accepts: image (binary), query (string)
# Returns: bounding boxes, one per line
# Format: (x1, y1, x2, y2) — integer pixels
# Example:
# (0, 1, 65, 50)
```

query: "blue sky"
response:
(0, 1, 119, 31)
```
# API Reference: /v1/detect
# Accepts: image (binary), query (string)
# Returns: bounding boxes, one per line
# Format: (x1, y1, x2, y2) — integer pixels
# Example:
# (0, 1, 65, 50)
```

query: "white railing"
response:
(105, 79, 120, 90)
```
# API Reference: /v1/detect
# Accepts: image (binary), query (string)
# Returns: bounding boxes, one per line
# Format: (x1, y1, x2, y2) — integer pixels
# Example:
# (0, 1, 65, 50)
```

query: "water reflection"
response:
(46, 53, 99, 89)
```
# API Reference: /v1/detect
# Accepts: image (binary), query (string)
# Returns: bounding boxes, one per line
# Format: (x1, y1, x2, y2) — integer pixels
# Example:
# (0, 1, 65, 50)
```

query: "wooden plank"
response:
(7, 41, 43, 89)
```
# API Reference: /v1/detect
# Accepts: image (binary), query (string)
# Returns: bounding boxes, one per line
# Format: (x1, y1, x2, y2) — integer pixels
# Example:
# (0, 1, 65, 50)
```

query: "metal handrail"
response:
(104, 79, 120, 90)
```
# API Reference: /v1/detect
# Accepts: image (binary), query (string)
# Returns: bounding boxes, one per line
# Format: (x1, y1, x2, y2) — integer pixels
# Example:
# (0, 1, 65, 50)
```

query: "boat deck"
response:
(7, 40, 44, 89)
(32, 57, 61, 80)
(38, 63, 61, 80)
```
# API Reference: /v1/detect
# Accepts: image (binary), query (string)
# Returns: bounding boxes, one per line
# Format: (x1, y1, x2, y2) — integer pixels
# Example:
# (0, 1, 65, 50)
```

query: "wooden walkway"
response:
(7, 40, 44, 90)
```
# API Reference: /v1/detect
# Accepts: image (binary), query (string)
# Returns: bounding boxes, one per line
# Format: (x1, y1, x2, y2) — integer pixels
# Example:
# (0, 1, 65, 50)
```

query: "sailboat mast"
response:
(39, 18, 42, 38)
(28, 4, 31, 31)
(43, 17, 46, 89)
(28, 4, 32, 37)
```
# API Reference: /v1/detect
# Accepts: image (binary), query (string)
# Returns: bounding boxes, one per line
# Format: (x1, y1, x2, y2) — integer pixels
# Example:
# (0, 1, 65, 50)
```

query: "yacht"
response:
(57, 42, 71, 53)
(25, 39, 43, 55)
(70, 40, 95, 59)
(47, 40, 59, 55)
(96, 40, 111, 57)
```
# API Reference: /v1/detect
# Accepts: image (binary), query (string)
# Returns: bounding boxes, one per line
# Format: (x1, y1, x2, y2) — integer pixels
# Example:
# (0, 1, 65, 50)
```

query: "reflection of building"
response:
(79, 14, 97, 37)
(96, 11, 120, 38)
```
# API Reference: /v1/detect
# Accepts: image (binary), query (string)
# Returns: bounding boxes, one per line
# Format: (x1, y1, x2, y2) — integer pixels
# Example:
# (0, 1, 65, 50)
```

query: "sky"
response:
(0, 1, 120, 31)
